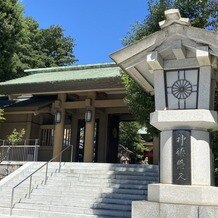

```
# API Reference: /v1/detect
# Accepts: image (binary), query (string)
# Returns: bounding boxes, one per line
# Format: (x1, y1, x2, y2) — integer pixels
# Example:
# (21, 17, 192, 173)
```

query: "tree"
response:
(0, 0, 76, 82)
(175, 0, 218, 30)
(119, 121, 146, 162)
(0, 0, 24, 81)
(212, 132, 218, 177)
(121, 72, 158, 136)
(39, 25, 75, 67)
(122, 0, 218, 175)
(0, 109, 5, 122)
(7, 128, 25, 145)
(123, 0, 217, 46)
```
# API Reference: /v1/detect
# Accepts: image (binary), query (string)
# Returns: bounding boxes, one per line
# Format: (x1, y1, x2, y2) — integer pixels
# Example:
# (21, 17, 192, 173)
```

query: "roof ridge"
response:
(25, 62, 118, 74)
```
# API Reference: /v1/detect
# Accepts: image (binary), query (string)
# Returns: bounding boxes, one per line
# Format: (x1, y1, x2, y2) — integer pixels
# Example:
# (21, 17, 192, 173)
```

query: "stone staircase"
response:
(0, 162, 159, 218)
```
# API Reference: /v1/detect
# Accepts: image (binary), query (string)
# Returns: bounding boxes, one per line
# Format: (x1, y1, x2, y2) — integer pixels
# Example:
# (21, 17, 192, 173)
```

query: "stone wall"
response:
(0, 162, 22, 180)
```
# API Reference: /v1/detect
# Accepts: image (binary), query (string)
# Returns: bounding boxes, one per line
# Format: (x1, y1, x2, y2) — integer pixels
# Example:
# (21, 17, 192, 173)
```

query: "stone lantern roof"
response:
(110, 9, 218, 94)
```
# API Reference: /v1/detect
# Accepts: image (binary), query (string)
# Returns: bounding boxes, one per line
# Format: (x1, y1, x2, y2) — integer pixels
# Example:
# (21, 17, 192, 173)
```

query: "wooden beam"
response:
(4, 111, 35, 115)
(64, 99, 126, 109)
(94, 99, 126, 108)
(63, 101, 87, 109)
(106, 108, 130, 114)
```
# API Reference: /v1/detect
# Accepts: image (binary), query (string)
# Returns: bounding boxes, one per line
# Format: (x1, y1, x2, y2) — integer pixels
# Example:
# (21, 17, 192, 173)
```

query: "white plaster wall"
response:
(160, 131, 172, 184)
(191, 130, 211, 185)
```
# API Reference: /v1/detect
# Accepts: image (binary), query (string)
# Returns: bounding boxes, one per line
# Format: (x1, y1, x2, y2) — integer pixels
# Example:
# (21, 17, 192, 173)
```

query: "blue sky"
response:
(21, 0, 148, 65)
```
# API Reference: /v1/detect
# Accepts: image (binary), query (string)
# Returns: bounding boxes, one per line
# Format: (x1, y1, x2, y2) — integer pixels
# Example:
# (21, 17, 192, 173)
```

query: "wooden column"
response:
(97, 111, 108, 162)
(152, 136, 159, 165)
(53, 93, 66, 160)
(71, 112, 79, 161)
(25, 114, 32, 140)
(84, 93, 96, 162)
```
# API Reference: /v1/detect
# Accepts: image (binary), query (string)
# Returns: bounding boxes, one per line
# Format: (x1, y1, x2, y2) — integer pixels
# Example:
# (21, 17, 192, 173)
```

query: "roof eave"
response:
(110, 23, 218, 94)
(0, 77, 124, 95)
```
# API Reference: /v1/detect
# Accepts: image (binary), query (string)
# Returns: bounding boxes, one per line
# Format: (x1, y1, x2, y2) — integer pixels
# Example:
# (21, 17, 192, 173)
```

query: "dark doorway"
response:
(75, 119, 99, 162)
(106, 115, 119, 163)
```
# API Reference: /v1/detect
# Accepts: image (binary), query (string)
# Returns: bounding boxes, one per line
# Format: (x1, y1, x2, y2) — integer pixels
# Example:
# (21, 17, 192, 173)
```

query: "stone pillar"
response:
(159, 131, 172, 184)
(158, 129, 212, 186)
(53, 93, 66, 160)
(191, 130, 211, 185)
(84, 93, 96, 162)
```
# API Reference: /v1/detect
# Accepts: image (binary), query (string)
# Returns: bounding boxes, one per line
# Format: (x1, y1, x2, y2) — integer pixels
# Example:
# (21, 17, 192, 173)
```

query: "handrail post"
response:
(70, 145, 73, 162)
(34, 145, 38, 161)
(10, 188, 14, 216)
(28, 176, 32, 198)
(44, 163, 48, 185)
(58, 153, 62, 173)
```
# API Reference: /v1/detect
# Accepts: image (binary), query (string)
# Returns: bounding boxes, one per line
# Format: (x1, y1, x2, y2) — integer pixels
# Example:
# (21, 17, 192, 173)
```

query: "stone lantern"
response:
(111, 9, 218, 217)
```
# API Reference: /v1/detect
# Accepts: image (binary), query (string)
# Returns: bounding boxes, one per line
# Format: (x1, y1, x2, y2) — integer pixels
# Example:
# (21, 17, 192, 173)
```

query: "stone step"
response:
(61, 166, 158, 173)
(63, 162, 158, 170)
(20, 195, 135, 206)
(16, 200, 131, 211)
(0, 207, 100, 218)
(1, 181, 45, 191)
(13, 203, 131, 217)
(60, 168, 158, 175)
(53, 172, 158, 180)
(46, 177, 155, 185)
(29, 191, 146, 201)
(0, 197, 25, 207)
(0, 163, 158, 218)
(46, 180, 149, 190)
(33, 185, 147, 195)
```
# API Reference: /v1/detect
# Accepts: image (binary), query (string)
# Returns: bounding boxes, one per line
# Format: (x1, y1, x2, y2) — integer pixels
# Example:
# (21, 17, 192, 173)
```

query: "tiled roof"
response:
(0, 63, 123, 95)
(0, 96, 56, 109)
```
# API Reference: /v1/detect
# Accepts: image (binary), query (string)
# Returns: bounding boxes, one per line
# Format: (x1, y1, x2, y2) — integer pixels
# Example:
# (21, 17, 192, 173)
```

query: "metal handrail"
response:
(0, 145, 40, 162)
(10, 144, 73, 216)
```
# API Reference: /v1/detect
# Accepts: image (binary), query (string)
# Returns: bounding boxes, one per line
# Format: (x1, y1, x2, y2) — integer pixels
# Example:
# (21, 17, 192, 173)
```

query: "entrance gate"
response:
(75, 119, 99, 162)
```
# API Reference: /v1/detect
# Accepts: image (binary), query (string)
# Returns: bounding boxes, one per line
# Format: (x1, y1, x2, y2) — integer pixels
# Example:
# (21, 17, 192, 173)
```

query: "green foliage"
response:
(211, 132, 218, 178)
(0, 0, 24, 81)
(122, 0, 173, 46)
(7, 128, 25, 145)
(175, 0, 218, 30)
(122, 0, 217, 46)
(39, 25, 76, 67)
(0, 109, 5, 122)
(119, 121, 146, 162)
(121, 72, 158, 136)
(0, 0, 76, 82)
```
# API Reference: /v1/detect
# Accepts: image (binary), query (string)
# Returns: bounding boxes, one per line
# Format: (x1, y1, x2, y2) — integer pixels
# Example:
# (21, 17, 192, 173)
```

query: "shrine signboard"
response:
(173, 130, 191, 185)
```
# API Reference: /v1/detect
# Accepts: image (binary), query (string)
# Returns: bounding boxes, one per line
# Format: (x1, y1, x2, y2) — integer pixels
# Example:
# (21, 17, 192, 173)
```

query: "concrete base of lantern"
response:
(132, 200, 218, 218)
(148, 183, 218, 206)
